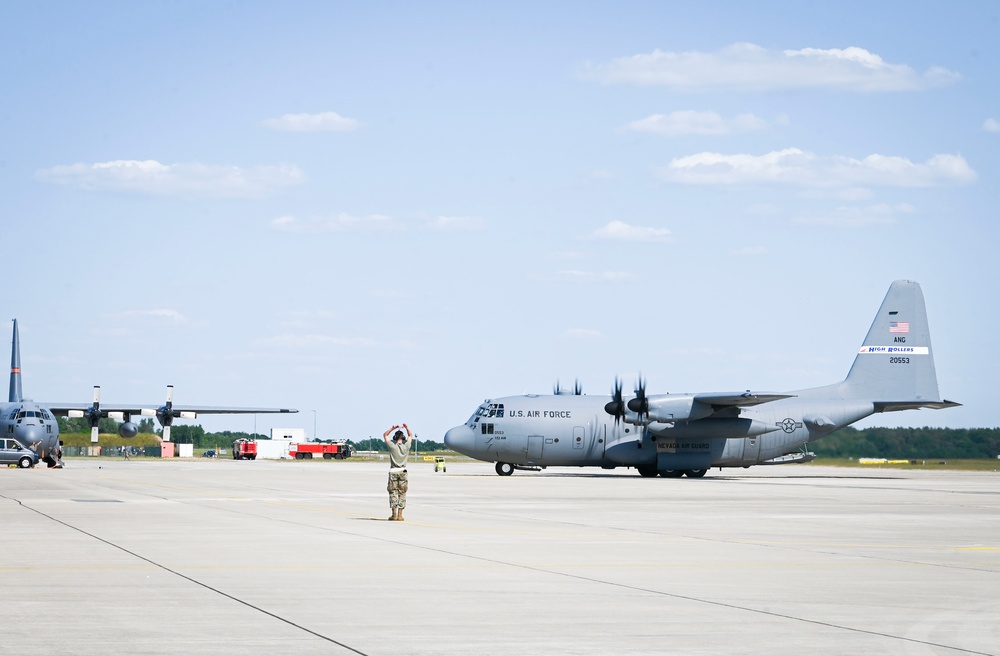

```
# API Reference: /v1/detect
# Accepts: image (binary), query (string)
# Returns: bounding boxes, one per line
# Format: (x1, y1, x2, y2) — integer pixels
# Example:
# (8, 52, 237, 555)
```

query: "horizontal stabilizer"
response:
(874, 400, 962, 413)
(760, 452, 817, 465)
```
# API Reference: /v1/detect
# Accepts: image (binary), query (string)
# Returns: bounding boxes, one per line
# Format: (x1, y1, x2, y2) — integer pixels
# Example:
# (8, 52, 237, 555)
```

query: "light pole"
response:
(311, 410, 317, 441)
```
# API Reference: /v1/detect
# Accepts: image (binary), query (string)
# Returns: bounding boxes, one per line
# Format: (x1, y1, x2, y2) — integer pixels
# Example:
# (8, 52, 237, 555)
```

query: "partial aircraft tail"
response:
(843, 280, 959, 411)
(9, 319, 22, 403)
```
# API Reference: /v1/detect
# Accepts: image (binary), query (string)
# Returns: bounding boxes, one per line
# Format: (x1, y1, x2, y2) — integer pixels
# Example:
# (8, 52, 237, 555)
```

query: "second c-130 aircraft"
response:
(3, 319, 297, 468)
(444, 280, 959, 477)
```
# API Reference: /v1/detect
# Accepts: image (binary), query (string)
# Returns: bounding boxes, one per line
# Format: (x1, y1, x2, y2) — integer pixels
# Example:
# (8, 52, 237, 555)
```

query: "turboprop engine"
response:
(111, 415, 139, 438)
(69, 384, 195, 442)
(605, 378, 716, 426)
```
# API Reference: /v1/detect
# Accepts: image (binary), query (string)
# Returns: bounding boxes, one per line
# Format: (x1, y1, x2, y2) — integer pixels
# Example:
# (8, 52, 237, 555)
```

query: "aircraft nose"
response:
(15, 424, 43, 446)
(444, 425, 476, 456)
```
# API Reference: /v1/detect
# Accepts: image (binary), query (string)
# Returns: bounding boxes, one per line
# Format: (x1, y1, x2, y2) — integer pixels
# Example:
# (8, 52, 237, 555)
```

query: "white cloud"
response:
(423, 215, 487, 232)
(794, 202, 916, 227)
(564, 328, 603, 340)
(118, 309, 188, 322)
(35, 160, 304, 199)
(260, 111, 361, 132)
(587, 220, 672, 242)
(270, 213, 397, 233)
(983, 118, 1000, 133)
(625, 110, 768, 136)
(583, 43, 960, 92)
(658, 148, 977, 188)
(93, 309, 190, 339)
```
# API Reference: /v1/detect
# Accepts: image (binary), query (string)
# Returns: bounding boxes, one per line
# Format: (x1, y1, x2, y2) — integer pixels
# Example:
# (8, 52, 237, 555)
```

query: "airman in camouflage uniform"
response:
(383, 423, 412, 521)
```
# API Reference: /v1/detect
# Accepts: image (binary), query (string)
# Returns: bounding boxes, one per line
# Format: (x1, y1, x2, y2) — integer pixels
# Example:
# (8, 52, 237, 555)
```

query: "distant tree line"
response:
(182, 429, 445, 451)
(59, 417, 157, 434)
(57, 417, 447, 451)
(56, 418, 997, 458)
(345, 437, 447, 453)
(814, 426, 1000, 459)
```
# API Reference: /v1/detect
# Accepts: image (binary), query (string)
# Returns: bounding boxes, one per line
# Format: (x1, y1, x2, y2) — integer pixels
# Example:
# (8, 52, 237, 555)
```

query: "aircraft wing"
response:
(44, 402, 96, 416)
(44, 403, 297, 416)
(692, 392, 795, 407)
(44, 392, 296, 443)
(155, 404, 297, 415)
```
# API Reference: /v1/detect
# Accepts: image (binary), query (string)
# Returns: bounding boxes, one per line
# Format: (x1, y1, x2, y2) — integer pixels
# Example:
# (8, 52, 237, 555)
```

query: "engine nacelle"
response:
(644, 396, 714, 424)
(651, 418, 780, 440)
(118, 422, 139, 438)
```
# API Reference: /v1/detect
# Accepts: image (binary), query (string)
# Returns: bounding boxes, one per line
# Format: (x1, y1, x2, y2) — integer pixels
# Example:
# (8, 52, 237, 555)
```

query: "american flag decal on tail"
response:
(889, 321, 909, 334)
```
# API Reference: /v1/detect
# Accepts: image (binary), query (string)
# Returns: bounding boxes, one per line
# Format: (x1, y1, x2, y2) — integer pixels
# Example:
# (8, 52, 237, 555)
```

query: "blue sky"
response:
(2, 1, 997, 441)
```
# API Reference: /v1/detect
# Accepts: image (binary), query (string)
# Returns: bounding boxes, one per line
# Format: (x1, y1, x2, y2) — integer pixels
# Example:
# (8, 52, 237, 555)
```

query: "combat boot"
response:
(389, 508, 398, 521)
(397, 509, 404, 522)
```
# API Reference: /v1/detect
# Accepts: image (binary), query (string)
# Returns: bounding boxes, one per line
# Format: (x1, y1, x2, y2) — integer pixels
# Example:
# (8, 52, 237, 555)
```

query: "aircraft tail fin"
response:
(9, 319, 22, 403)
(843, 280, 959, 411)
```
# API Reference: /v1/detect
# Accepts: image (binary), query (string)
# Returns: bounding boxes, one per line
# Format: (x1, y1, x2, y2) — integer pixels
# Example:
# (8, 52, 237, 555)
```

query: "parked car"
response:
(1, 438, 40, 468)
(201, 449, 217, 458)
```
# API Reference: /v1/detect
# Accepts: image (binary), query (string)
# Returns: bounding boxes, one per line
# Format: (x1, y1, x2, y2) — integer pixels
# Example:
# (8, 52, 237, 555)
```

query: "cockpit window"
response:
(469, 402, 505, 427)
(481, 403, 505, 418)
(11, 408, 51, 421)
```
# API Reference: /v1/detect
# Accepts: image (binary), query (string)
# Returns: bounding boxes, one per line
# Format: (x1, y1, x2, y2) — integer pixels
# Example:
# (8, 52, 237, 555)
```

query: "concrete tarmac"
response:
(1, 459, 998, 655)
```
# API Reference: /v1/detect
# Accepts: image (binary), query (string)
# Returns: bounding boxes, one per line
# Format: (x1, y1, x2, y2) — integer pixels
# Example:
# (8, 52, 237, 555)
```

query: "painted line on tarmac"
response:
(1, 493, 370, 656)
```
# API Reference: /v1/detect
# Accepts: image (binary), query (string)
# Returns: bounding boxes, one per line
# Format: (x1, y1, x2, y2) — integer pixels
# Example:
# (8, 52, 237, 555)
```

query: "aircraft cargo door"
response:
(495, 435, 528, 464)
(743, 436, 761, 463)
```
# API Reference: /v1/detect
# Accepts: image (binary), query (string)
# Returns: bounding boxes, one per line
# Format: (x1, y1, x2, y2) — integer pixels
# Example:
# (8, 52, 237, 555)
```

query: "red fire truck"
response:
(288, 442, 354, 460)
(232, 438, 257, 460)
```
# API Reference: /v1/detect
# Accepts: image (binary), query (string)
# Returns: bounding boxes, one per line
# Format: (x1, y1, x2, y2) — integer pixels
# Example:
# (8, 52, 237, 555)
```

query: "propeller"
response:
(87, 385, 101, 443)
(555, 379, 584, 396)
(157, 385, 175, 442)
(603, 377, 626, 423)
(627, 376, 649, 424)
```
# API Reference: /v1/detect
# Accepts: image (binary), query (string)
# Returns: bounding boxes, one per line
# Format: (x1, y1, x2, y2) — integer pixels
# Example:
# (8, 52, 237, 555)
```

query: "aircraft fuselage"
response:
(444, 388, 874, 475)
(443, 281, 958, 477)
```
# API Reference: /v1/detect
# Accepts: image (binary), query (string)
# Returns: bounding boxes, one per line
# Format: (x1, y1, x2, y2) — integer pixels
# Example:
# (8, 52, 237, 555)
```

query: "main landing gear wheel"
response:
(637, 465, 659, 478)
(659, 469, 683, 478)
(685, 469, 708, 478)
(495, 462, 514, 476)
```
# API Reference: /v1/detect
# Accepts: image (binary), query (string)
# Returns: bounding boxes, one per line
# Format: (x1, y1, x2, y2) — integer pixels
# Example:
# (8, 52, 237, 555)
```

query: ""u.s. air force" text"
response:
(508, 410, 572, 418)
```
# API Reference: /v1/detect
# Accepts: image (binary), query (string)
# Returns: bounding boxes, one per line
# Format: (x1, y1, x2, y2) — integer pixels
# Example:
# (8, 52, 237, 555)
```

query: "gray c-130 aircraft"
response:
(3, 319, 297, 468)
(444, 280, 959, 477)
